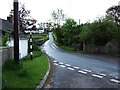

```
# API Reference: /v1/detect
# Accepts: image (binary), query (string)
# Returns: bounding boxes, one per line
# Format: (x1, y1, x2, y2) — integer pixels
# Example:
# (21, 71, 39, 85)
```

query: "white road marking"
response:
(73, 66, 79, 69)
(99, 73, 106, 77)
(53, 43, 58, 48)
(78, 70, 87, 74)
(60, 65, 66, 68)
(59, 62, 64, 64)
(110, 79, 120, 83)
(92, 74, 103, 79)
(82, 69, 91, 72)
(53, 61, 57, 63)
(65, 64, 71, 66)
(51, 45, 56, 49)
(54, 63, 58, 66)
(67, 67, 75, 71)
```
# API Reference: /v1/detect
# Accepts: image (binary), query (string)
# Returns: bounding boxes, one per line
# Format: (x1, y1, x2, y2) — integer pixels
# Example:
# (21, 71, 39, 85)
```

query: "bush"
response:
(2, 33, 9, 46)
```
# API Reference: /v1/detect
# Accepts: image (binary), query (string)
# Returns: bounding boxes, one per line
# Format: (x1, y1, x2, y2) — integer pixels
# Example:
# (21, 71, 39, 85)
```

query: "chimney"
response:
(7, 16, 13, 23)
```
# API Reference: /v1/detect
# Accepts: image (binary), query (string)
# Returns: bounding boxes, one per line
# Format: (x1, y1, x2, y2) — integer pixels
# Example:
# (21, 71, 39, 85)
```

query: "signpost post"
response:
(14, 0, 19, 64)
(29, 29, 33, 60)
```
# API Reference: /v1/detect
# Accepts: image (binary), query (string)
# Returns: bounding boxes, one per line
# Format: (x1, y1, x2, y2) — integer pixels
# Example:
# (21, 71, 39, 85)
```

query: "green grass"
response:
(59, 45, 75, 52)
(52, 32, 75, 52)
(28, 33, 48, 51)
(2, 53, 48, 89)
(27, 33, 48, 39)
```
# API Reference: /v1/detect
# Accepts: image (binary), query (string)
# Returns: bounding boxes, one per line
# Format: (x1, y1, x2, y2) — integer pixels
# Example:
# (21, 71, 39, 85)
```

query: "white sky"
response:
(0, 0, 120, 24)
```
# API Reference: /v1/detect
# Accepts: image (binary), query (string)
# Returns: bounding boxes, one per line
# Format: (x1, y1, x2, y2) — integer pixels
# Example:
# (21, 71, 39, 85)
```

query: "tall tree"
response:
(106, 5, 120, 26)
(51, 9, 66, 27)
(8, 4, 37, 33)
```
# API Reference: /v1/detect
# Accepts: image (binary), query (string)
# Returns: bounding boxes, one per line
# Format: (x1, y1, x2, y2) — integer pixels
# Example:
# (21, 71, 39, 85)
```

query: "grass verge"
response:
(2, 52, 48, 89)
(52, 32, 75, 52)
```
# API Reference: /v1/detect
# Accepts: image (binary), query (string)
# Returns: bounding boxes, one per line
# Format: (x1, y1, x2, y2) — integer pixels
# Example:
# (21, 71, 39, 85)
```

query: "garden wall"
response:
(83, 39, 119, 55)
(0, 46, 14, 64)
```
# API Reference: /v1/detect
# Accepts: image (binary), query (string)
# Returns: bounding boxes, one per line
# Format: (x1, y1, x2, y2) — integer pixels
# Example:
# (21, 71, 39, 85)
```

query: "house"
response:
(0, 18, 13, 34)
(8, 33, 28, 59)
(0, 18, 28, 59)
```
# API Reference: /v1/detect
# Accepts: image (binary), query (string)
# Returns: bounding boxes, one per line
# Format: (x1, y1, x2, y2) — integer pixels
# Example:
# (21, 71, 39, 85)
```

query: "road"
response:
(41, 32, 120, 88)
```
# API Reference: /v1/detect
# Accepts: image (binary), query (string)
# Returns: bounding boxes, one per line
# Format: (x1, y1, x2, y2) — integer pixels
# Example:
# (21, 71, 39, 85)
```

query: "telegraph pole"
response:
(79, 19, 80, 25)
(14, 0, 19, 64)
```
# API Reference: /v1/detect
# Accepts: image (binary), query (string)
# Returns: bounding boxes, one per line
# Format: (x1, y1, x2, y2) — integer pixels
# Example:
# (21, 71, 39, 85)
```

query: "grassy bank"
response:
(52, 32, 75, 52)
(2, 51, 48, 89)
(27, 33, 48, 40)
(2, 33, 49, 89)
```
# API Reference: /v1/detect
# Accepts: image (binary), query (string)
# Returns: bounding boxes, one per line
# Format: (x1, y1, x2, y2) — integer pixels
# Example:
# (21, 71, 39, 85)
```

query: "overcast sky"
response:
(0, 0, 120, 24)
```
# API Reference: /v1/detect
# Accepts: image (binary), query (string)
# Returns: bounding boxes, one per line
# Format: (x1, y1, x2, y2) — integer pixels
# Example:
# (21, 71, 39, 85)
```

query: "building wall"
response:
(0, 46, 14, 64)
(8, 39, 28, 59)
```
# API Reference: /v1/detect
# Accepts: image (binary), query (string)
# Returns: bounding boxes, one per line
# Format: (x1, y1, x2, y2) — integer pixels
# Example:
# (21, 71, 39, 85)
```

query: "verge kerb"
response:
(35, 54, 51, 89)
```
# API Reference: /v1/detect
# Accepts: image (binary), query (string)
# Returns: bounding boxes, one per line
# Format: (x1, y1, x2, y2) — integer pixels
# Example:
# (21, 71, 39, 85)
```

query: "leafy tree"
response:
(80, 15, 119, 46)
(8, 4, 37, 33)
(60, 18, 80, 47)
(106, 5, 120, 26)
(51, 9, 66, 27)
(80, 23, 91, 43)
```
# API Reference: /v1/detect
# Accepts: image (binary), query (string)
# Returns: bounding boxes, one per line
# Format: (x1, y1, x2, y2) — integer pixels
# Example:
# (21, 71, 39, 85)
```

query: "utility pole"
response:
(79, 19, 80, 25)
(14, 0, 19, 64)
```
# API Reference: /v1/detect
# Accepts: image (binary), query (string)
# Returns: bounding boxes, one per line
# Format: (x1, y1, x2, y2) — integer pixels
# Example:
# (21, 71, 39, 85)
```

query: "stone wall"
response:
(83, 39, 119, 55)
(0, 46, 14, 65)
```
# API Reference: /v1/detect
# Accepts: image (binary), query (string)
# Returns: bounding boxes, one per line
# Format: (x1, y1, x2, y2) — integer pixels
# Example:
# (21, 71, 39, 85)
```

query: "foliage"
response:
(52, 5, 120, 53)
(9, 4, 37, 33)
(54, 15, 119, 51)
(51, 9, 66, 27)
(106, 5, 120, 25)
(54, 18, 82, 50)
(80, 15, 119, 46)
(2, 33, 9, 46)
(2, 52, 48, 88)
(3, 59, 23, 71)
(27, 33, 48, 53)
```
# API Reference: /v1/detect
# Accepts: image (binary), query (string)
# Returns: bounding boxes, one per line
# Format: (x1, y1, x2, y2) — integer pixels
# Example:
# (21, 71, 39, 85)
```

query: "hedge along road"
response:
(41, 32, 120, 88)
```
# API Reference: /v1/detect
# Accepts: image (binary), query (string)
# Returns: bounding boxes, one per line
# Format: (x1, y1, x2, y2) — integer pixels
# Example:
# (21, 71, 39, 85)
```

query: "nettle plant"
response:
(2, 33, 10, 46)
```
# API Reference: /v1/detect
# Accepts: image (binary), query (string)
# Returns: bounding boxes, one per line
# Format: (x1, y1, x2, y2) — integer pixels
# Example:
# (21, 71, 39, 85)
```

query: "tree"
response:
(51, 9, 66, 27)
(8, 4, 37, 33)
(106, 5, 120, 26)
(60, 18, 79, 47)
(80, 15, 119, 46)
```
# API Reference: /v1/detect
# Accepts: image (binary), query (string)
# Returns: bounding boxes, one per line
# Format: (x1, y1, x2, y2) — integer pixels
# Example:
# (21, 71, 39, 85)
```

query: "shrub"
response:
(2, 33, 9, 46)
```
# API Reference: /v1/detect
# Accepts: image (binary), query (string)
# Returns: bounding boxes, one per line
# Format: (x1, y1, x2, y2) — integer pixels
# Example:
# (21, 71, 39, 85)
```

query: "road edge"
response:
(35, 54, 51, 89)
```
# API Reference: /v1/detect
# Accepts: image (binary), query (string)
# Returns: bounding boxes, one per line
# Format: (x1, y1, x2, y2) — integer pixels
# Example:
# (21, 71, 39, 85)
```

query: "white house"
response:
(8, 33, 28, 59)
(0, 18, 28, 59)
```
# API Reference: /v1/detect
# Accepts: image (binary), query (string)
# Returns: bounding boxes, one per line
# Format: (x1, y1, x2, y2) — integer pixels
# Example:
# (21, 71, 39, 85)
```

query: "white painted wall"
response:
(8, 39, 28, 59)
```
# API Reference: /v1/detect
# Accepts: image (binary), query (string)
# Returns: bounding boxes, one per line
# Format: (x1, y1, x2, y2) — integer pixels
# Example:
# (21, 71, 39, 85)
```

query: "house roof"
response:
(0, 18, 13, 32)
(19, 32, 28, 39)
